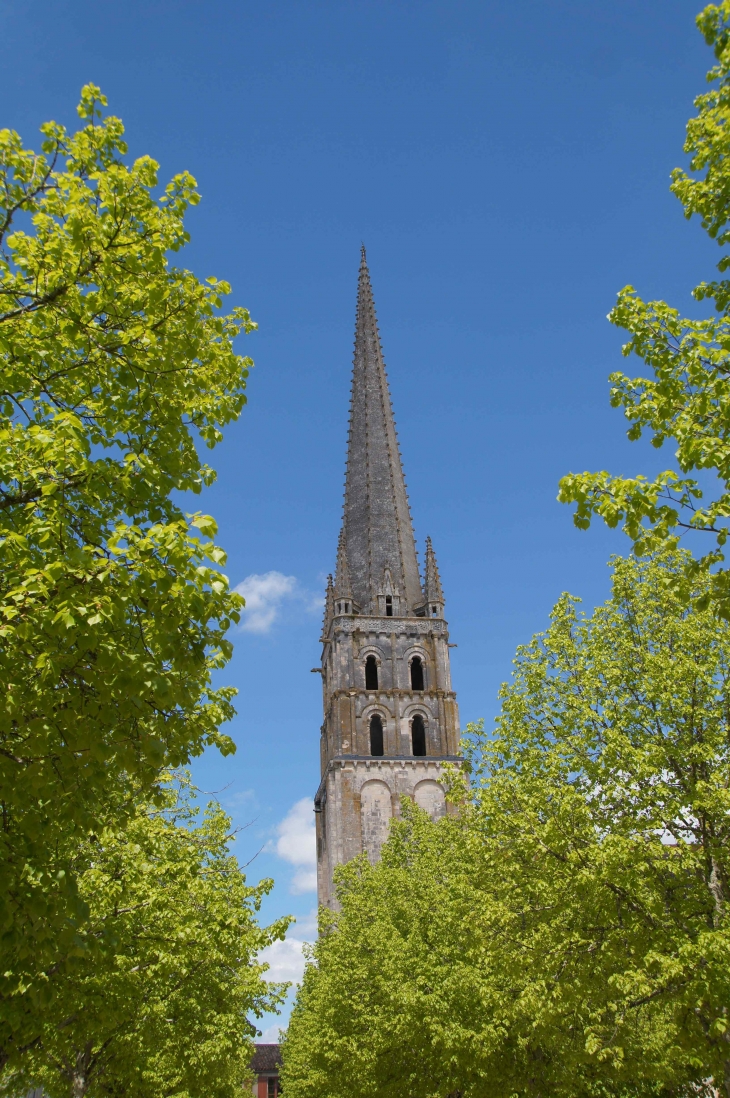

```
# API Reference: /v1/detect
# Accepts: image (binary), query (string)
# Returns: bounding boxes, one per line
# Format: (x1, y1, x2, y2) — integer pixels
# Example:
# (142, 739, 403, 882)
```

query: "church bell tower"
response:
(314, 249, 461, 908)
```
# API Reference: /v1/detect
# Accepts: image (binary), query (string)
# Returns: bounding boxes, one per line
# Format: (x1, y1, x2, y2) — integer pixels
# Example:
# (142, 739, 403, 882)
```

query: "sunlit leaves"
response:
(283, 554, 730, 1098)
(8, 780, 290, 1098)
(0, 86, 252, 1064)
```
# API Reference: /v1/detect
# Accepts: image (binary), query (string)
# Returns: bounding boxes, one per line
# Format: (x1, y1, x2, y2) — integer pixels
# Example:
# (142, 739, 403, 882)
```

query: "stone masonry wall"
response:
(315, 609, 460, 908)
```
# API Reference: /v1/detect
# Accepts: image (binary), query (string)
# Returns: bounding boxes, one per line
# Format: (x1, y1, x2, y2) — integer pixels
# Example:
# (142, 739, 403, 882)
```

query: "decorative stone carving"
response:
(336, 618, 445, 635)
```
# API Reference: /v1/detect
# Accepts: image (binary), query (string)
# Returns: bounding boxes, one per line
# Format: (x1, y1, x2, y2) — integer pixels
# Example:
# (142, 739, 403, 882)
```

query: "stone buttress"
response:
(314, 249, 461, 908)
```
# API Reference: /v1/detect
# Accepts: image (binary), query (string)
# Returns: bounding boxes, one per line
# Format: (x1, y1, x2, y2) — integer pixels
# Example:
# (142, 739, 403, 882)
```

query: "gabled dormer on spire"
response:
(423, 536, 445, 618)
(339, 247, 424, 616)
(375, 566, 403, 617)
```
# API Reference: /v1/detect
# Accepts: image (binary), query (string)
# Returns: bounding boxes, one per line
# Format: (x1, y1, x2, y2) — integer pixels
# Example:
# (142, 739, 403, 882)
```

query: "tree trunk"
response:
(709, 855, 725, 927)
(71, 1044, 92, 1098)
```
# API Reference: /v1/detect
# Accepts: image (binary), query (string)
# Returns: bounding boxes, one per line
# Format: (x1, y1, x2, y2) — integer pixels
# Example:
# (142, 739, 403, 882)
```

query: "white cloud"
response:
(259, 1022, 286, 1043)
(291, 868, 317, 895)
(259, 909, 317, 987)
(234, 572, 323, 634)
(259, 936, 309, 984)
(292, 908, 319, 937)
(226, 788, 257, 808)
(235, 571, 298, 634)
(257, 909, 317, 1039)
(273, 798, 317, 894)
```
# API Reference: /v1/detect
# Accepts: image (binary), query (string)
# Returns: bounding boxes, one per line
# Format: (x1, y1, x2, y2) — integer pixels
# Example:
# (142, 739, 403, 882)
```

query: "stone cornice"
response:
(313, 753, 464, 809)
(326, 687, 456, 702)
(323, 615, 448, 638)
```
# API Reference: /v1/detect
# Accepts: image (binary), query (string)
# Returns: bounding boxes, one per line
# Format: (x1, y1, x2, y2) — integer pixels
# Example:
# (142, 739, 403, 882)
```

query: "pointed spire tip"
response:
(340, 248, 423, 614)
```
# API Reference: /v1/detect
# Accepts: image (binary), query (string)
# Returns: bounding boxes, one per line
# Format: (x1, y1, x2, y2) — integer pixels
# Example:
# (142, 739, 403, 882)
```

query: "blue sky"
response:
(2, 0, 718, 1033)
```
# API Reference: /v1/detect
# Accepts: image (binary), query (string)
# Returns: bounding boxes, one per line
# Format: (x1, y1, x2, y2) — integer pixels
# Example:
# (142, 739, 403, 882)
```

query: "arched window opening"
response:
(385, 595, 393, 617)
(410, 656, 424, 691)
(370, 714, 384, 757)
(365, 655, 379, 691)
(431, 605, 438, 616)
(411, 714, 426, 756)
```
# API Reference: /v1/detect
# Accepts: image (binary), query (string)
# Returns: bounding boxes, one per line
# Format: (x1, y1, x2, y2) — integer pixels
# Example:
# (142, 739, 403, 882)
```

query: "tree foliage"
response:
(558, 2, 730, 618)
(3, 779, 289, 1098)
(0, 86, 252, 1061)
(282, 553, 730, 1098)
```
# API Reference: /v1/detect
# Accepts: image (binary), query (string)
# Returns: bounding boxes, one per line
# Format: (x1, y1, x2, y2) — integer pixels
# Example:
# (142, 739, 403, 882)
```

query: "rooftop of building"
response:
(251, 1044, 282, 1074)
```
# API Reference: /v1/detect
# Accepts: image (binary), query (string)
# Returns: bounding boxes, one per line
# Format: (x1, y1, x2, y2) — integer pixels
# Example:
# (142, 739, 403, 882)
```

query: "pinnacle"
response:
(322, 573, 335, 630)
(335, 530, 352, 597)
(424, 537, 445, 605)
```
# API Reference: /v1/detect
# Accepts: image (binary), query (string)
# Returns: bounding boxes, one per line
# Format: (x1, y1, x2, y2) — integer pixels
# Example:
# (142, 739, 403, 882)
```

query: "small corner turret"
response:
(333, 531, 357, 616)
(422, 537, 445, 619)
(321, 574, 335, 640)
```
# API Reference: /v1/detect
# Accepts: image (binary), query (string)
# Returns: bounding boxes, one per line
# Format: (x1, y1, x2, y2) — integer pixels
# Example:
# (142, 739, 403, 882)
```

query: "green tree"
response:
(0, 87, 252, 1060)
(3, 779, 289, 1098)
(282, 553, 730, 1098)
(558, 2, 730, 618)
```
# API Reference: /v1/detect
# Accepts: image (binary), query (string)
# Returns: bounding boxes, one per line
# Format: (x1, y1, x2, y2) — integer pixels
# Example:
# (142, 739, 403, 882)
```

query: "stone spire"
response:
(340, 247, 423, 615)
(423, 536, 445, 615)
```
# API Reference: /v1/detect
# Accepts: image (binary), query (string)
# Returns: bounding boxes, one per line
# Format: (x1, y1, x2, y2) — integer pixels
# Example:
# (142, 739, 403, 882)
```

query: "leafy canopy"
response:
(0, 85, 252, 1059)
(283, 553, 730, 1098)
(558, 2, 730, 617)
(4, 778, 290, 1098)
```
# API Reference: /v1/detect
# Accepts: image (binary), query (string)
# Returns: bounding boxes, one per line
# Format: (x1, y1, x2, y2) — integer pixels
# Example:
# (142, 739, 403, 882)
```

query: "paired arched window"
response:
(370, 714, 384, 757)
(410, 656, 424, 691)
(365, 655, 379, 690)
(411, 714, 426, 757)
